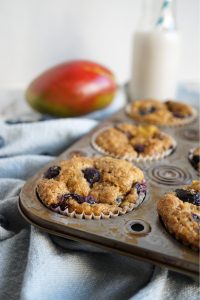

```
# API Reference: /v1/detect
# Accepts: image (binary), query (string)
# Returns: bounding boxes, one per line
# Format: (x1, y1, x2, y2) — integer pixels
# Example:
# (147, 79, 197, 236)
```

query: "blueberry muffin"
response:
(127, 99, 196, 126)
(37, 156, 147, 219)
(157, 181, 200, 250)
(93, 123, 176, 161)
(189, 147, 200, 172)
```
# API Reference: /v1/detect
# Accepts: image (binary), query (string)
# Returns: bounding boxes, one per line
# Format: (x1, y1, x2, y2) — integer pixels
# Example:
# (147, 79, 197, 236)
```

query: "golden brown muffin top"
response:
(127, 99, 195, 126)
(37, 156, 146, 216)
(95, 123, 175, 159)
(157, 180, 200, 250)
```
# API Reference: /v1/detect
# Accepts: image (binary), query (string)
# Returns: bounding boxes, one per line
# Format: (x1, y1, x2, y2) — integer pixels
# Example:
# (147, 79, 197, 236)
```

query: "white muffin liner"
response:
(38, 187, 146, 220)
(125, 103, 197, 127)
(91, 126, 177, 162)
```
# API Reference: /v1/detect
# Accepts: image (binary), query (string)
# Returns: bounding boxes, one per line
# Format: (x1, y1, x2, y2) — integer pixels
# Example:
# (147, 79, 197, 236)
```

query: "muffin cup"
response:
(91, 126, 177, 163)
(125, 103, 197, 127)
(38, 187, 146, 220)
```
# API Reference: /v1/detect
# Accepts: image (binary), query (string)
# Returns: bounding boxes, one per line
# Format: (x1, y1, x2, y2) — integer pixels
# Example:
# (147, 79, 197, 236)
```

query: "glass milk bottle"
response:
(129, 0, 181, 100)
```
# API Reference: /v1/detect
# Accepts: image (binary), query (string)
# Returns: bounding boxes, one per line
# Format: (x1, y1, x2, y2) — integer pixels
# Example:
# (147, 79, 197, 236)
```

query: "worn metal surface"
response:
(19, 105, 200, 278)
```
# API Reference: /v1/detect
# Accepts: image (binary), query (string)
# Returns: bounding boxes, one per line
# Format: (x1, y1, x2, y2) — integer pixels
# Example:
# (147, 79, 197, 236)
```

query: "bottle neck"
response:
(138, 0, 156, 30)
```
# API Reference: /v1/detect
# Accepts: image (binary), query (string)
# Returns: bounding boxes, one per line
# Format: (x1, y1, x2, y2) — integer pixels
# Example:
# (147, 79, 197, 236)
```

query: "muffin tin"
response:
(18, 103, 199, 278)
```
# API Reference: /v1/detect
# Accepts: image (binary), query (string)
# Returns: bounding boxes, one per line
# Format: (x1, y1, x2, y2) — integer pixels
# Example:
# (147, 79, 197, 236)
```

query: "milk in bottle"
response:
(129, 0, 180, 100)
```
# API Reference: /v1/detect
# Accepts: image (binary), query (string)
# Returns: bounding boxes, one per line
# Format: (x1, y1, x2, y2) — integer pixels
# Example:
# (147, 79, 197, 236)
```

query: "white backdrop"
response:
(0, 0, 199, 88)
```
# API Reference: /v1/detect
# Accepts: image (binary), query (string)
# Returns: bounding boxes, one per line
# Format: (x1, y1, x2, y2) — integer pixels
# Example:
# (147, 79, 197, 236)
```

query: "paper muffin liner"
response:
(91, 126, 177, 163)
(125, 103, 197, 128)
(37, 187, 146, 220)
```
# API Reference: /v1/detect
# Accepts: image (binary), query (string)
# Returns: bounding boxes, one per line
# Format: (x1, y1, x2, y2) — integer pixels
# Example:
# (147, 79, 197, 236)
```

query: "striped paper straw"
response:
(156, 0, 175, 30)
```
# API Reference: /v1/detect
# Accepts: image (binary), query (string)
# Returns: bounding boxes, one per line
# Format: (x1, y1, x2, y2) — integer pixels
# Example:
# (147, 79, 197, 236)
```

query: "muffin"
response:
(92, 123, 176, 161)
(126, 99, 197, 126)
(37, 156, 147, 219)
(189, 147, 200, 172)
(157, 180, 200, 250)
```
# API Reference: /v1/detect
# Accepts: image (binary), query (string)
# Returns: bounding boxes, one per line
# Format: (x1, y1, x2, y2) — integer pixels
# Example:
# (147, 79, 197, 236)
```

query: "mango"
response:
(25, 60, 117, 117)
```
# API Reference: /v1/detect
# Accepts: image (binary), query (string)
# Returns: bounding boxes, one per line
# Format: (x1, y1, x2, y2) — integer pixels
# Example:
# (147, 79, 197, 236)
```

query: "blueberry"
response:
(193, 194, 200, 206)
(172, 110, 192, 119)
(175, 189, 200, 206)
(172, 112, 185, 119)
(116, 197, 123, 204)
(175, 189, 187, 200)
(134, 144, 145, 153)
(0, 136, 5, 149)
(59, 196, 69, 211)
(84, 195, 96, 204)
(150, 107, 156, 113)
(63, 193, 84, 203)
(169, 145, 174, 150)
(135, 182, 147, 195)
(58, 193, 76, 210)
(192, 213, 200, 223)
(62, 193, 83, 203)
(44, 166, 61, 179)
(50, 203, 60, 209)
(139, 106, 156, 116)
(125, 132, 132, 139)
(192, 155, 200, 165)
(72, 193, 85, 203)
(83, 168, 100, 185)
(58, 193, 96, 209)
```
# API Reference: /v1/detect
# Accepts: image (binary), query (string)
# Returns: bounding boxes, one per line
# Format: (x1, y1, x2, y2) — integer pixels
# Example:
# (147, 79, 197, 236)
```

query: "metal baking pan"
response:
(19, 105, 199, 278)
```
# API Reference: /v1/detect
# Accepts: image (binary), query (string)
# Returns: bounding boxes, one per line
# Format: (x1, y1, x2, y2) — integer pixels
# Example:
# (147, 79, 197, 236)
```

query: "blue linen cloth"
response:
(0, 118, 199, 300)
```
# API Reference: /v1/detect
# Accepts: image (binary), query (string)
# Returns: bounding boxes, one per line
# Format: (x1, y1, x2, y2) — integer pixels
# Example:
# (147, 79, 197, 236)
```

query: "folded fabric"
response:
(0, 119, 198, 300)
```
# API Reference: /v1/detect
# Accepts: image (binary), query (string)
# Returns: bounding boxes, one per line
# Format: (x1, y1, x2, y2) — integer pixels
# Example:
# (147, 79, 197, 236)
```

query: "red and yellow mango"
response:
(26, 60, 117, 117)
